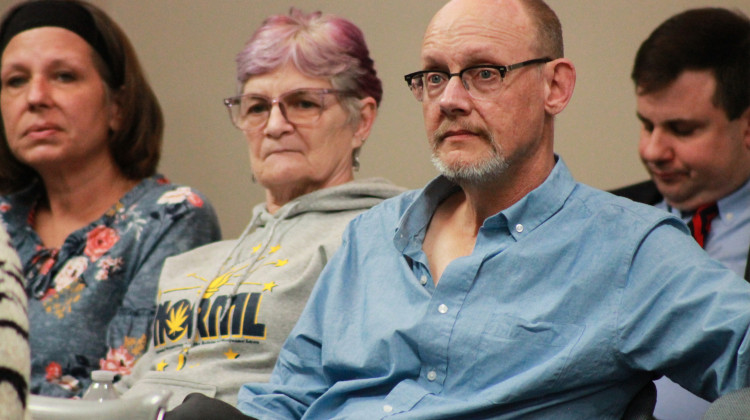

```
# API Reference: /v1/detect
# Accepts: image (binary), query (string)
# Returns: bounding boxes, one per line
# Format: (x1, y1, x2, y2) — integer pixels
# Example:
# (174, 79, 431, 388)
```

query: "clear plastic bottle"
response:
(81, 370, 119, 402)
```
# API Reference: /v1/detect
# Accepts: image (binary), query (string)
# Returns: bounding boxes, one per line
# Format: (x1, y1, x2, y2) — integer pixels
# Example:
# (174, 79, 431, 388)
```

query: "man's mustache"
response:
(432, 122, 493, 148)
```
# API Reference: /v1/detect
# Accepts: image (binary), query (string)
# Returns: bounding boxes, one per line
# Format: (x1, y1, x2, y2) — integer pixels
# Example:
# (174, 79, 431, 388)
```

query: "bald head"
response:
(428, 0, 562, 59)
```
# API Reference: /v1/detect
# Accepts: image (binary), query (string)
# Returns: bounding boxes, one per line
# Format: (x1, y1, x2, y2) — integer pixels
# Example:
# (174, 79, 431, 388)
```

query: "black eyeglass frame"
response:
(403, 57, 552, 101)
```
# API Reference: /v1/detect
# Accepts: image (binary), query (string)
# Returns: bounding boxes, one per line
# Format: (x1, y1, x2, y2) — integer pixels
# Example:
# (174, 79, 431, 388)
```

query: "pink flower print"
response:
(95, 257, 123, 281)
(187, 192, 204, 207)
(84, 226, 120, 261)
(158, 187, 203, 207)
(45, 361, 62, 382)
(0, 203, 10, 212)
(53, 256, 88, 291)
(99, 345, 136, 375)
(44, 361, 80, 391)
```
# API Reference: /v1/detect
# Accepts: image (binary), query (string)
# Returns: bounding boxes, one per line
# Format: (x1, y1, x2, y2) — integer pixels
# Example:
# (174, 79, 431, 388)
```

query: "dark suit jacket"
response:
(610, 180, 663, 206)
(610, 179, 750, 280)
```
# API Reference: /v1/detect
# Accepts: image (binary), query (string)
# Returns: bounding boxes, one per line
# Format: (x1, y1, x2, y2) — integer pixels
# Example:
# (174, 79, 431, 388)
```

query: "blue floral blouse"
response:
(0, 175, 221, 397)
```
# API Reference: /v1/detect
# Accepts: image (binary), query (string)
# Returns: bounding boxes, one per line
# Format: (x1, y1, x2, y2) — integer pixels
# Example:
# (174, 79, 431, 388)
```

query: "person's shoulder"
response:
(162, 239, 237, 266)
(139, 176, 212, 207)
(0, 186, 39, 239)
(132, 175, 219, 222)
(573, 183, 677, 227)
(0, 183, 38, 216)
(346, 177, 408, 198)
(353, 187, 421, 222)
(127, 176, 221, 238)
(333, 188, 423, 245)
(561, 185, 687, 252)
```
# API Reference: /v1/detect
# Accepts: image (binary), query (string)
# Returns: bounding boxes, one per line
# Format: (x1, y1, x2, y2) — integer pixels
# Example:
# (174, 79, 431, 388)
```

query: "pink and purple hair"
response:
(236, 8, 382, 118)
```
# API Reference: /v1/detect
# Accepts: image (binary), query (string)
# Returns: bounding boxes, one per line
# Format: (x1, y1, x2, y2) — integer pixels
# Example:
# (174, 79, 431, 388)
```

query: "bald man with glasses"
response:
(168, 1, 750, 419)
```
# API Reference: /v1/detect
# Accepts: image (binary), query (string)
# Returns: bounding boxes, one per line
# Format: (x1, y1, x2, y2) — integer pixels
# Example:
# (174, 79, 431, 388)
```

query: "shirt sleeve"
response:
(616, 219, 750, 401)
(102, 188, 221, 378)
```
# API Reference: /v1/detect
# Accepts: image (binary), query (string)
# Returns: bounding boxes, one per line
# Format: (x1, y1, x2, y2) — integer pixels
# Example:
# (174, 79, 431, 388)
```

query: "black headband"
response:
(0, 0, 123, 87)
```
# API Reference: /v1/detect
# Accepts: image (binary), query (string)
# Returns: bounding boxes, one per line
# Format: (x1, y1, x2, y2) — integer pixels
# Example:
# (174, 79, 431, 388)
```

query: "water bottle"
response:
(81, 370, 119, 402)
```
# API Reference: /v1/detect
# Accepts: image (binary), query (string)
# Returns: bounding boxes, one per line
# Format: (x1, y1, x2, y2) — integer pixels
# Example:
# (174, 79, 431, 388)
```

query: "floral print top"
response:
(0, 175, 221, 398)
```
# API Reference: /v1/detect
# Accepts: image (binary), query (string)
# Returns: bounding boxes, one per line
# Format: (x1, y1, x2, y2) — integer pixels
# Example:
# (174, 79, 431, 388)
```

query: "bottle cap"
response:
(91, 370, 117, 382)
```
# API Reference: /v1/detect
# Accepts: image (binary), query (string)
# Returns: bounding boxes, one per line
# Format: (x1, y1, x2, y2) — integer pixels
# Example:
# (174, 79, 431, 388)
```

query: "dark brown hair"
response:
(632, 8, 750, 120)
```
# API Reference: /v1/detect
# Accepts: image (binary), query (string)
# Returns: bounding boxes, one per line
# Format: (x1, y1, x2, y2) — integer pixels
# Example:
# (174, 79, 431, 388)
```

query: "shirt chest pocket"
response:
(468, 313, 585, 403)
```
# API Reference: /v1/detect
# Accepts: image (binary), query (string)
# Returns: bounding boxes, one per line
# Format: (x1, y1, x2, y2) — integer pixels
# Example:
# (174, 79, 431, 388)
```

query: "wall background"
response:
(1, 0, 748, 237)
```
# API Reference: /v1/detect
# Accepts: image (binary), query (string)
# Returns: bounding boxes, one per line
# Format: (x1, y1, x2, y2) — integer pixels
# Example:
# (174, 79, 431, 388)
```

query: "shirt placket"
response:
(413, 252, 483, 395)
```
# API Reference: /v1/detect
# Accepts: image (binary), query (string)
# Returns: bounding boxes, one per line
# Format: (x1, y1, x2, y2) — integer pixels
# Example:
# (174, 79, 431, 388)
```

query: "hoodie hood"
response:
(252, 177, 405, 225)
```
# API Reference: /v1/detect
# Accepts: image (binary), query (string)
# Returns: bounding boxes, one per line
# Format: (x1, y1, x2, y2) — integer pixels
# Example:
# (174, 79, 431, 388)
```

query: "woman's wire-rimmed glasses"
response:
(403, 57, 552, 102)
(223, 88, 349, 130)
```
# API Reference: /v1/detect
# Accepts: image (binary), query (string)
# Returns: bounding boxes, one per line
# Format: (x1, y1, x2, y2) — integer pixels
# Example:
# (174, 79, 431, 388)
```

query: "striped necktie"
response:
(687, 203, 718, 248)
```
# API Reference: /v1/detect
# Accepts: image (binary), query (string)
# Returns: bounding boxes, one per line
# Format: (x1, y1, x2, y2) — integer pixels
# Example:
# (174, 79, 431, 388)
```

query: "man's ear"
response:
(543, 58, 576, 116)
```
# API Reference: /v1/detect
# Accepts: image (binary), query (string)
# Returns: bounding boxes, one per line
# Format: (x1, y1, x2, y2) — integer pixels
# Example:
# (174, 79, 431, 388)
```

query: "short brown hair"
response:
(632, 8, 750, 120)
(522, 0, 564, 59)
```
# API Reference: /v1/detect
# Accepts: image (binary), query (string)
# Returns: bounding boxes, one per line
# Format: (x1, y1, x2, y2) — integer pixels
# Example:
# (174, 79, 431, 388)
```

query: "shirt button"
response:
(383, 404, 393, 413)
(515, 224, 524, 233)
(438, 304, 448, 314)
(427, 370, 437, 381)
(420, 275, 428, 285)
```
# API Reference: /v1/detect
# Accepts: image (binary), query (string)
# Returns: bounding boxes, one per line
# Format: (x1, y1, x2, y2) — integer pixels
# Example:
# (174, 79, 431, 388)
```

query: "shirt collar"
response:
(394, 156, 576, 250)
(498, 156, 576, 240)
(394, 176, 459, 253)
(663, 176, 750, 221)
(715, 176, 750, 219)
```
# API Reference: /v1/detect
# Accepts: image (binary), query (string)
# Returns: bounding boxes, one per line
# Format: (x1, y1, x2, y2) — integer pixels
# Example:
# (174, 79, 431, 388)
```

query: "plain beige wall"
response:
(2, 0, 748, 237)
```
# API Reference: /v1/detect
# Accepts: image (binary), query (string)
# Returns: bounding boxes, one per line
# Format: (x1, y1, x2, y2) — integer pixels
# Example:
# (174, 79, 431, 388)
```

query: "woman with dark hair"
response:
(0, 0, 221, 397)
(117, 8, 402, 412)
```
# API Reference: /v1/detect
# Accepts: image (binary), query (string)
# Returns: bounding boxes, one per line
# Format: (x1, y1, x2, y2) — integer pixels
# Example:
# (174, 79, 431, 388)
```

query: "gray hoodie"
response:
(119, 178, 404, 408)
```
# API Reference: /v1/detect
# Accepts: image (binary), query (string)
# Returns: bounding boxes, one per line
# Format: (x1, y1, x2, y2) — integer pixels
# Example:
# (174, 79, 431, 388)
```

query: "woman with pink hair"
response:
(117, 8, 402, 414)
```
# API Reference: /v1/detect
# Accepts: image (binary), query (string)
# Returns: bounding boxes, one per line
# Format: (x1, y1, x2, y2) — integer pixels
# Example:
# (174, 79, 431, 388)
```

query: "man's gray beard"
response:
(431, 148, 509, 185)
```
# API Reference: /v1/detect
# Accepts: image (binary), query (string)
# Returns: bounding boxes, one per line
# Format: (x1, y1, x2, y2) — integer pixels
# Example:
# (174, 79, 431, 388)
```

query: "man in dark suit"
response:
(611, 8, 750, 420)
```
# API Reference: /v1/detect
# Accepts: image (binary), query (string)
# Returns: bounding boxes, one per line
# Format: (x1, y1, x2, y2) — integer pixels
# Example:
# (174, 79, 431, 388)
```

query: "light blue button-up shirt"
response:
(657, 177, 750, 277)
(238, 159, 750, 419)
